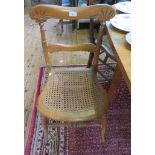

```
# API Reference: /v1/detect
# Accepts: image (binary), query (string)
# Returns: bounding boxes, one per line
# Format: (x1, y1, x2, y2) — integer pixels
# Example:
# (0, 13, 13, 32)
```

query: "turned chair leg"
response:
(40, 115, 48, 144)
(100, 116, 107, 142)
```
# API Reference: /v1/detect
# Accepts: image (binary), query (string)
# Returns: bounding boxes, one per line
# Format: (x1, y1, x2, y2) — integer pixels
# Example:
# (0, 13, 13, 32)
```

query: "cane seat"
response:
(38, 67, 109, 121)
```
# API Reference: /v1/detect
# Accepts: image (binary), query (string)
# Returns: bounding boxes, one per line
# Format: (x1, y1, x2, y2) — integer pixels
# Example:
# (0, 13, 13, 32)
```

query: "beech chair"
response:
(87, 0, 116, 82)
(96, 32, 117, 80)
(29, 4, 115, 144)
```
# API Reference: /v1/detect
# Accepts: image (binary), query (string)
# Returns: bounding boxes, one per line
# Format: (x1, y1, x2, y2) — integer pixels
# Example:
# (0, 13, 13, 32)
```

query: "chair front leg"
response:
(40, 114, 48, 144)
(100, 116, 107, 142)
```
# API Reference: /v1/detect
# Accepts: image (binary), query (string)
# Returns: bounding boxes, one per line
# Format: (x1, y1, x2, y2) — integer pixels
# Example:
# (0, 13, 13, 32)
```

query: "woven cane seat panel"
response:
(43, 68, 106, 112)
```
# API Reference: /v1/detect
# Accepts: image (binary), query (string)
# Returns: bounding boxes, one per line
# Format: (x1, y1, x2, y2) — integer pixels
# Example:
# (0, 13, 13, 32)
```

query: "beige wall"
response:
(25, 0, 31, 7)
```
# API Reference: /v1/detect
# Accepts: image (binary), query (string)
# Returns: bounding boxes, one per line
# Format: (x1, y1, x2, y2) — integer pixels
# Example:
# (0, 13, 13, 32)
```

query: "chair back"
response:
(29, 4, 115, 70)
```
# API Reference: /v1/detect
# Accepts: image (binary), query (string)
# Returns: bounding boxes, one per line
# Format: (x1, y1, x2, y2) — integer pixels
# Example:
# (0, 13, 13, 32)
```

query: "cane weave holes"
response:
(43, 68, 105, 112)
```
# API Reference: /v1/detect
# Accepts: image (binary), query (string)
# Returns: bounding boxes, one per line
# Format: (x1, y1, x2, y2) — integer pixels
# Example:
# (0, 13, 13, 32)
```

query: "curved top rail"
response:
(29, 4, 115, 22)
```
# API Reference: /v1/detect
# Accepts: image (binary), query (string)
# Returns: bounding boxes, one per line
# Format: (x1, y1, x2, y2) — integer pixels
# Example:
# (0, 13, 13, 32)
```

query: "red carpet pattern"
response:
(25, 65, 130, 155)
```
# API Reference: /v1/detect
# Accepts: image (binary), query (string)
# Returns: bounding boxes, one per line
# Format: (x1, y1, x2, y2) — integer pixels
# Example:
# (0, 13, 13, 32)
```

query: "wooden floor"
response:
(24, 7, 108, 139)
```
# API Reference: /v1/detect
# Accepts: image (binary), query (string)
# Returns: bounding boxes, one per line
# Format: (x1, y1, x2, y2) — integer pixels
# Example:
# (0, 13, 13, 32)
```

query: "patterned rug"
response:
(25, 65, 131, 155)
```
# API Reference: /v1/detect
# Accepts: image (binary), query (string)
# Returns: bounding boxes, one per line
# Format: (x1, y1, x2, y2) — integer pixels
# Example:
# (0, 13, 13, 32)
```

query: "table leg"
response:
(108, 64, 122, 103)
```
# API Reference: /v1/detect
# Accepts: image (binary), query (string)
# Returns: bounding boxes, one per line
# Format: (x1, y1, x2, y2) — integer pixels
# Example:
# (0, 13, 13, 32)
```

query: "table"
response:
(106, 21, 131, 102)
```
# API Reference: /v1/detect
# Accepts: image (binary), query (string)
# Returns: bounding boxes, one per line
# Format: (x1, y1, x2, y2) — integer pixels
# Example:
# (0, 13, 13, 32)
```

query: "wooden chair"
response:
(29, 4, 115, 144)
(87, 0, 117, 73)
(97, 30, 117, 80)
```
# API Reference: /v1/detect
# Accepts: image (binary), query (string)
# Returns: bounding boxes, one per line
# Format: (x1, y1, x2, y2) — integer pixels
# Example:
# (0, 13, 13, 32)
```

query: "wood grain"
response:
(29, 4, 115, 21)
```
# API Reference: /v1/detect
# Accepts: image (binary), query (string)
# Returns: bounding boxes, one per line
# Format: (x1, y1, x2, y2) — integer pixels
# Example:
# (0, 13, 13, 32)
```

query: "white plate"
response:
(110, 14, 131, 32)
(115, 2, 131, 14)
(126, 32, 131, 45)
